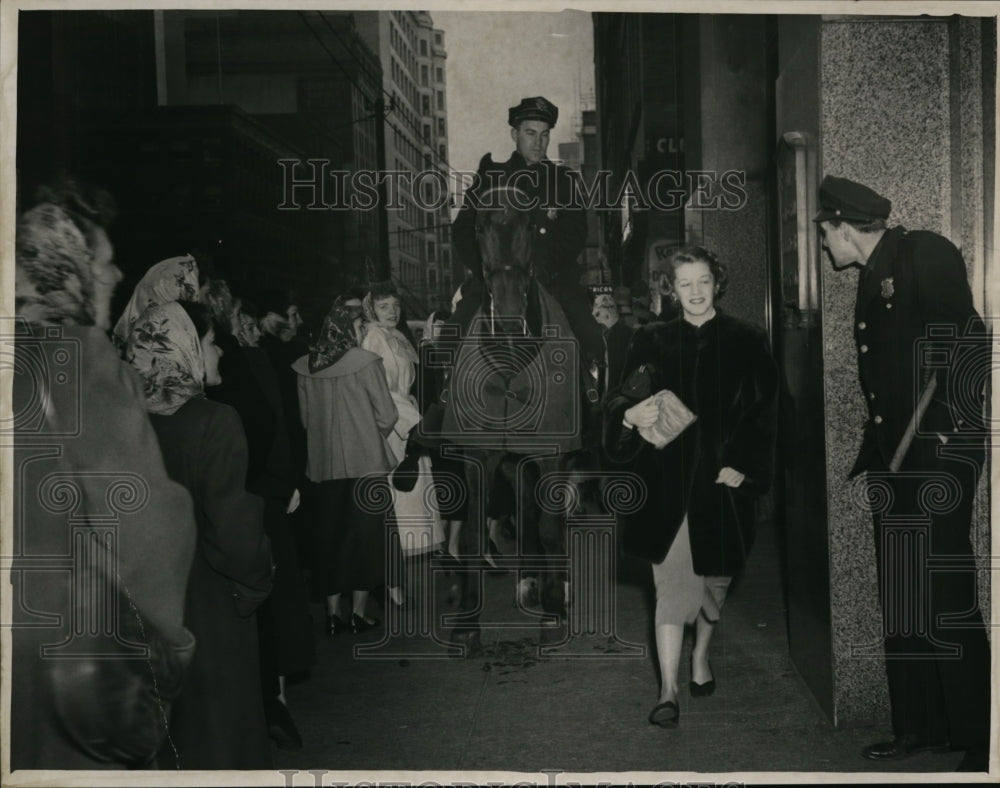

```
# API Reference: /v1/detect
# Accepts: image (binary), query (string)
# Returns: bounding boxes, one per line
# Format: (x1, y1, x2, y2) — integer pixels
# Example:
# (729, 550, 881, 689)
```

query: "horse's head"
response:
(476, 186, 535, 330)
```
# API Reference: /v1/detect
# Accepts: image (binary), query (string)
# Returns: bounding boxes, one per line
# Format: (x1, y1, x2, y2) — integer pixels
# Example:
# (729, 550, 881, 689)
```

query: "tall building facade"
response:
(356, 10, 453, 314)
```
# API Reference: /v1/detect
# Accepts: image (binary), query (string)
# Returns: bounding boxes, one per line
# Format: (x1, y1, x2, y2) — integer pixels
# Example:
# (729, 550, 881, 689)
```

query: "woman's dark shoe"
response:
(265, 698, 303, 751)
(689, 657, 715, 697)
(350, 613, 380, 635)
(648, 700, 680, 728)
(327, 614, 347, 636)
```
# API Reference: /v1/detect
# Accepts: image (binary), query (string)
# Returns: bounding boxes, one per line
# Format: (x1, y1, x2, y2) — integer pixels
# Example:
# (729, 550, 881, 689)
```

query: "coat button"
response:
(860, 344, 868, 353)
(886, 303, 893, 309)
(858, 321, 867, 330)
(869, 392, 876, 400)
(539, 227, 547, 235)
(874, 415, 883, 424)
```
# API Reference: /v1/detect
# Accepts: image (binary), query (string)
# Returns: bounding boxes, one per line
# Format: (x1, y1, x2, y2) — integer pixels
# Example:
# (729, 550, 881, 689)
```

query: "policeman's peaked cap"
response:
(509, 96, 558, 128)
(813, 175, 891, 223)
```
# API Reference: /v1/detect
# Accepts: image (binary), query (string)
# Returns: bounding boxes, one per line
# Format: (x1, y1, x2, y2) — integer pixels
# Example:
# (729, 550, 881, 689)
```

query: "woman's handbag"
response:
(638, 389, 697, 449)
(46, 562, 196, 768)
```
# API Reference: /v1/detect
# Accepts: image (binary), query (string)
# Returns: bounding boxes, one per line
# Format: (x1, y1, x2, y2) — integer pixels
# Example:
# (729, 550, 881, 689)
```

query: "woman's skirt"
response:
(310, 477, 400, 594)
(650, 516, 731, 627)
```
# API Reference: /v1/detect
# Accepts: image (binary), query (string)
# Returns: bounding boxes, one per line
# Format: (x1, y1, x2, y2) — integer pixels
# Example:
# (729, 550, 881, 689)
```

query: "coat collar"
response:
(855, 225, 905, 318)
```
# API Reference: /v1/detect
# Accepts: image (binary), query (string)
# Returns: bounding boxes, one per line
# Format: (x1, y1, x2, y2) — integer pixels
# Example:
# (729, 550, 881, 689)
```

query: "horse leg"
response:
(535, 455, 569, 643)
(448, 448, 499, 657)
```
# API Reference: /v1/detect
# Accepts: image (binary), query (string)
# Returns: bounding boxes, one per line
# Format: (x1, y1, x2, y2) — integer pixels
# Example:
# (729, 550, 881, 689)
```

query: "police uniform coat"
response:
(452, 150, 587, 288)
(849, 226, 986, 476)
(603, 311, 779, 576)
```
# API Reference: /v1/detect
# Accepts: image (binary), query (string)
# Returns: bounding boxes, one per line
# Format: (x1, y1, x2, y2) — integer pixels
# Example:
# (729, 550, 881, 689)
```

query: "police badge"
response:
(881, 277, 895, 298)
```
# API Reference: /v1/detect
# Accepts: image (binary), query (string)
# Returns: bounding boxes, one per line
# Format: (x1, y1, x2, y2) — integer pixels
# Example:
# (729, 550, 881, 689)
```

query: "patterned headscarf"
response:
(125, 301, 206, 415)
(113, 255, 200, 347)
(362, 291, 418, 364)
(308, 305, 358, 373)
(15, 203, 99, 326)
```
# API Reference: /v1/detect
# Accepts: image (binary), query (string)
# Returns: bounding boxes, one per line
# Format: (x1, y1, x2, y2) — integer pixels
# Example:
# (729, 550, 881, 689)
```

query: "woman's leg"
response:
(691, 613, 716, 685)
(325, 593, 341, 619)
(653, 623, 685, 704)
(692, 577, 732, 684)
(352, 589, 373, 622)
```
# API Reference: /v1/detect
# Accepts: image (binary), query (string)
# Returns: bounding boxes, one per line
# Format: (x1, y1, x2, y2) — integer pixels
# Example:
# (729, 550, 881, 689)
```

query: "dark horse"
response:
(438, 185, 586, 655)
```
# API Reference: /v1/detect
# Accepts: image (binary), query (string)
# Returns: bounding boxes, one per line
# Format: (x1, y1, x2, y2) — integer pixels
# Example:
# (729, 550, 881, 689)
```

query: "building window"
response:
(435, 32, 442, 46)
(420, 39, 428, 56)
(421, 65, 428, 86)
(429, 269, 436, 288)
(423, 124, 431, 143)
(422, 95, 430, 115)
(436, 117, 445, 136)
(438, 144, 446, 161)
(436, 67, 443, 83)
(436, 91, 444, 110)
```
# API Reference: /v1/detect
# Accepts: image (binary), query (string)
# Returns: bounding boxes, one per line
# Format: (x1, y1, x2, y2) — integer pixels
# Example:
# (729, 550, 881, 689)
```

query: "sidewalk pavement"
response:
(273, 520, 974, 778)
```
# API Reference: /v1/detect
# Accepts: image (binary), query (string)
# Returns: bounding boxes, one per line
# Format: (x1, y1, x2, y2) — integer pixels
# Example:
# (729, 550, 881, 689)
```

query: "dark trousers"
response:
(868, 437, 989, 749)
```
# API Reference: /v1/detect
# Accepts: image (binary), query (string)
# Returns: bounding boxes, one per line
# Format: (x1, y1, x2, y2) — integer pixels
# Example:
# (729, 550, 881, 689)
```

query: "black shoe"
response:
(956, 746, 989, 772)
(350, 613, 380, 635)
(265, 699, 303, 751)
(327, 614, 346, 636)
(689, 658, 715, 697)
(861, 734, 953, 761)
(648, 700, 680, 728)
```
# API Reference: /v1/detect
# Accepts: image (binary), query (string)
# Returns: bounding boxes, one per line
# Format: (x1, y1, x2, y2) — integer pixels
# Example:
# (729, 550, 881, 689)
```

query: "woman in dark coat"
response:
(127, 299, 274, 769)
(204, 282, 315, 750)
(604, 245, 778, 728)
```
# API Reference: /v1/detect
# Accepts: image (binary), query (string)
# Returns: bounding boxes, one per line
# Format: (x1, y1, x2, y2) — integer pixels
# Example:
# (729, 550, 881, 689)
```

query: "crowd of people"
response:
(10, 151, 989, 772)
(10, 176, 455, 771)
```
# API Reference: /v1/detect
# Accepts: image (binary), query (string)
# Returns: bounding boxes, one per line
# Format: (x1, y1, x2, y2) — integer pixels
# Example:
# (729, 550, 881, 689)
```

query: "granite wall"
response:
(818, 16, 993, 726)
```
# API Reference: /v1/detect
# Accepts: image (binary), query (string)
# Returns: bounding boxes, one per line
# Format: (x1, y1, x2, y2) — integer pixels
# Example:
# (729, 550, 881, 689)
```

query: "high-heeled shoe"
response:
(689, 657, 716, 697)
(350, 613, 380, 635)
(327, 614, 346, 636)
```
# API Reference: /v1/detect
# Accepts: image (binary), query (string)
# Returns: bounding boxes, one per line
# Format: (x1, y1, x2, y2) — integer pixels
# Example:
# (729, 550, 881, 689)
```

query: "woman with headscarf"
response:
(361, 282, 445, 564)
(11, 179, 197, 770)
(111, 254, 202, 349)
(293, 304, 401, 635)
(127, 299, 274, 769)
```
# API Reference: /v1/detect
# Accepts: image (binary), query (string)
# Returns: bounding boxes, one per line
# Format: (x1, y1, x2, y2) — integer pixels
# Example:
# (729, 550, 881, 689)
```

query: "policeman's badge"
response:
(880, 277, 894, 299)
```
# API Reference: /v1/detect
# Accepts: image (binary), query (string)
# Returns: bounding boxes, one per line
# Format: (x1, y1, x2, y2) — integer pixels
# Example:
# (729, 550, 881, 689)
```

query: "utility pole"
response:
(372, 95, 394, 281)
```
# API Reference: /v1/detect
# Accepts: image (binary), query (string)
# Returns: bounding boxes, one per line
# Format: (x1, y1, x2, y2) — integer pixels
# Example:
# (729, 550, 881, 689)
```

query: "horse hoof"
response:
(539, 620, 567, 647)
(449, 627, 483, 658)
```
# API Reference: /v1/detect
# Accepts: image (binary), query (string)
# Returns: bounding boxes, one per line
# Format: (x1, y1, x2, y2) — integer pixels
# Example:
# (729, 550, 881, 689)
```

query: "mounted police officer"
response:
(450, 96, 605, 369)
(815, 175, 990, 772)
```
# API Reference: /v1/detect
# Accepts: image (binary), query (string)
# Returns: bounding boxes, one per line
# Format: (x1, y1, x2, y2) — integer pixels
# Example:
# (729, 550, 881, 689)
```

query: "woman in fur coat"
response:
(604, 245, 778, 729)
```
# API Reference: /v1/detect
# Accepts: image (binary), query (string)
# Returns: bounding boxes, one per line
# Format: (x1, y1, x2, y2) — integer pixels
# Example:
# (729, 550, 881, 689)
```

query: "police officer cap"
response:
(508, 96, 558, 128)
(813, 175, 891, 222)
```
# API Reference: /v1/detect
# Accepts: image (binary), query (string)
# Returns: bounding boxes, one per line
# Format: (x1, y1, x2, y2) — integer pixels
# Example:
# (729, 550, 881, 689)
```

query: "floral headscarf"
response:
(15, 203, 99, 326)
(125, 301, 206, 416)
(113, 255, 200, 346)
(362, 291, 418, 364)
(308, 305, 358, 373)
